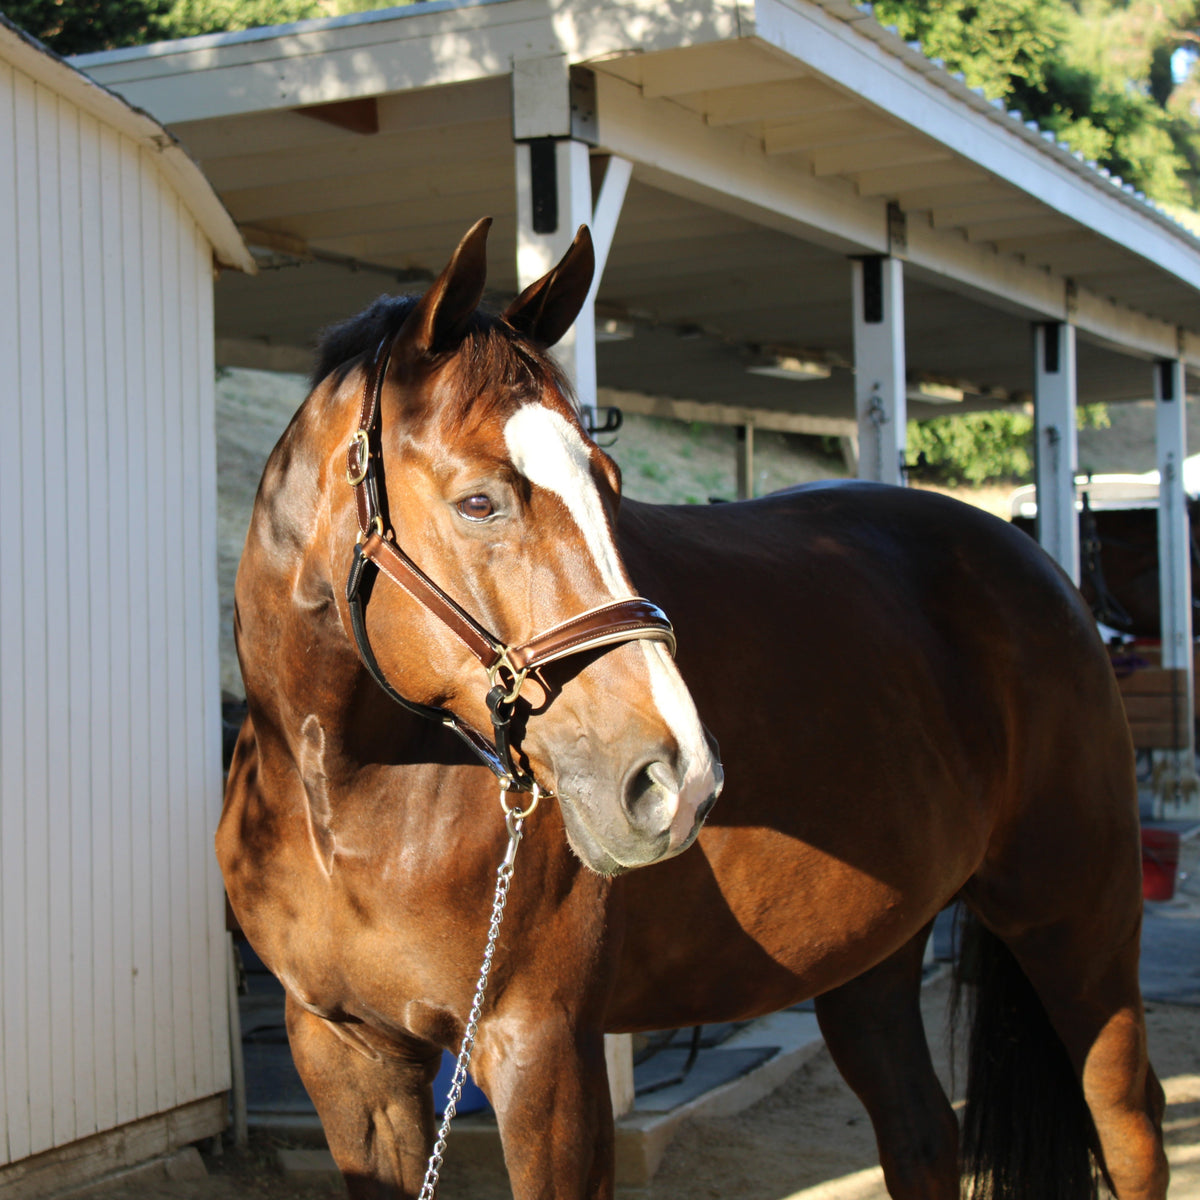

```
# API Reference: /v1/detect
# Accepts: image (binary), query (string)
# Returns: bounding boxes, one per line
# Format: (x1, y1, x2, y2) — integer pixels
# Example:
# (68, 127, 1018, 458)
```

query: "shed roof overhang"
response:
(74, 0, 1200, 422)
(2, 16, 253, 273)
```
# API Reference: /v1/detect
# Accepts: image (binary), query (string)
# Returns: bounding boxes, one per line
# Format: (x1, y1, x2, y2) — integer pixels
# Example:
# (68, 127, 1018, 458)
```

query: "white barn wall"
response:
(0, 53, 229, 1166)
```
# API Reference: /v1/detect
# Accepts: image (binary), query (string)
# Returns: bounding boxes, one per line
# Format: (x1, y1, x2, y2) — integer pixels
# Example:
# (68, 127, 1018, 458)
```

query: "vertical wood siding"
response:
(0, 58, 230, 1166)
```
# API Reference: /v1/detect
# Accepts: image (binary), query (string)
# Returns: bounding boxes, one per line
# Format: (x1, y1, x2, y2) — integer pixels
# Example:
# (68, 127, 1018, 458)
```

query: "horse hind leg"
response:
(814, 922, 960, 1200)
(958, 907, 1168, 1200)
(1004, 919, 1167, 1200)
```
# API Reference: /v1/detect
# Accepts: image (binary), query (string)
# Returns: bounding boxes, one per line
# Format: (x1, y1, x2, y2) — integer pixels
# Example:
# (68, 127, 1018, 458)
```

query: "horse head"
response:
(308, 218, 722, 874)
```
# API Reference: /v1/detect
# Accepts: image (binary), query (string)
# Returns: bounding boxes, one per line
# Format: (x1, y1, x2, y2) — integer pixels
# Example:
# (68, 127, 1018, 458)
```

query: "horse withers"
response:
(221, 218, 1168, 1199)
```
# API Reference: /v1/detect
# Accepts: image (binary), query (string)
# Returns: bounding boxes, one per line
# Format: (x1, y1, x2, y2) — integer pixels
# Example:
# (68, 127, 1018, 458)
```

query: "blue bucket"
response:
(433, 1051, 490, 1116)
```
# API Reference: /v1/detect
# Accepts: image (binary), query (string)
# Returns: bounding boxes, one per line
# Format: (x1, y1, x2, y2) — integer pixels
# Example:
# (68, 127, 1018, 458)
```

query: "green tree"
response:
(908, 409, 1034, 487)
(873, 0, 1200, 208)
(3, 0, 347, 53)
(907, 404, 1108, 487)
(2, 0, 171, 55)
(159, 0, 323, 42)
(872, 0, 1065, 100)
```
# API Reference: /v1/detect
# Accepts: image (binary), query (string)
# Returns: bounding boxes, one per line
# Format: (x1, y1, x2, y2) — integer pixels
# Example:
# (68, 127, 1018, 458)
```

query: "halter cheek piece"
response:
(343, 336, 677, 793)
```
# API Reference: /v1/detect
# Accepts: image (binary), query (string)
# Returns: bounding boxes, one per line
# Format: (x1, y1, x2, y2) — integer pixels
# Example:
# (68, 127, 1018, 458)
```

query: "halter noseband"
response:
(343, 335, 677, 792)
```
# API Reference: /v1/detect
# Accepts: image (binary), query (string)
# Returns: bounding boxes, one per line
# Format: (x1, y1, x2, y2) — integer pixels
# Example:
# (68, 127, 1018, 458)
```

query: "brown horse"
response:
(221, 219, 1168, 1199)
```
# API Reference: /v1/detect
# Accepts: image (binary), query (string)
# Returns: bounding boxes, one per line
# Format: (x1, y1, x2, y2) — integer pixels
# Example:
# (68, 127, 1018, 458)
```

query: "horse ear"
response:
(397, 217, 492, 356)
(503, 225, 595, 348)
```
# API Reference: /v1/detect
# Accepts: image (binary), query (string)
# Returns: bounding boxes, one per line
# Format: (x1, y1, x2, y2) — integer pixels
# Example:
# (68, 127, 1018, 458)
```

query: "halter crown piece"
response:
(343, 335, 678, 792)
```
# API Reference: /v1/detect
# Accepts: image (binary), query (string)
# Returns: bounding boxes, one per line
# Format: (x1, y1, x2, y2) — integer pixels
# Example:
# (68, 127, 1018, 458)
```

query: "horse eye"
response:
(457, 494, 495, 521)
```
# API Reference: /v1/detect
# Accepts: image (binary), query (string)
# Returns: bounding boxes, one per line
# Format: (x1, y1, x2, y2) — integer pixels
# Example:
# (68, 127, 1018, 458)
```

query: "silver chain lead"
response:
(417, 791, 537, 1200)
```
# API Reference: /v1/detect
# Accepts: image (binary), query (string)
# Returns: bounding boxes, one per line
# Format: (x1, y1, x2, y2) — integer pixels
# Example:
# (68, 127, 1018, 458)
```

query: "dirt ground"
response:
(79, 836, 1200, 1199)
(629, 980, 1200, 1200)
(89, 978, 1197, 1200)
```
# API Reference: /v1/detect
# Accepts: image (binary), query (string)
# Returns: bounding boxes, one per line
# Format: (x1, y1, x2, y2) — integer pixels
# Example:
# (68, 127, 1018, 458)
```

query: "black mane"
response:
(310, 294, 505, 389)
(309, 293, 569, 418)
(310, 295, 418, 388)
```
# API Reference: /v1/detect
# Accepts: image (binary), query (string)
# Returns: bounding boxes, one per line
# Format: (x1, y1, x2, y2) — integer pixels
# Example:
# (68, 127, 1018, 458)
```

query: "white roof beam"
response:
(595, 69, 888, 256)
(854, 161, 986, 197)
(701, 77, 858, 126)
(1024, 247, 1135, 276)
(763, 111, 901, 154)
(894, 181, 1021, 211)
(964, 216, 1074, 244)
(219, 156, 510, 223)
(1073, 290, 1190, 362)
(989, 229, 1095, 257)
(908, 218, 1194, 364)
(595, 66, 1199, 366)
(589, 154, 633, 284)
(931, 199, 1044, 229)
(75, 0, 560, 123)
(751, 0, 1200, 292)
(638, 43, 801, 99)
(811, 136, 951, 177)
(201, 118, 509, 192)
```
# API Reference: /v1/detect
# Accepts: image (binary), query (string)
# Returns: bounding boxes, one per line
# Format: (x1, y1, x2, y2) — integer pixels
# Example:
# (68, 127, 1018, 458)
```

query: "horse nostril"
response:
(646, 760, 679, 792)
(624, 760, 678, 828)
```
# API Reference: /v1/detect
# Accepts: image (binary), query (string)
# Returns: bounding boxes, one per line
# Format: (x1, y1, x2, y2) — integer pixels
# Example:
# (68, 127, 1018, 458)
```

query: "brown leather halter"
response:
(344, 335, 677, 792)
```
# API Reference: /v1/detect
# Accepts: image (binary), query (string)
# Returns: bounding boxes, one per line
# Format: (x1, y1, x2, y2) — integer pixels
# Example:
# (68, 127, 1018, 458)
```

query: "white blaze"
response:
(504, 404, 633, 598)
(503, 404, 717, 824)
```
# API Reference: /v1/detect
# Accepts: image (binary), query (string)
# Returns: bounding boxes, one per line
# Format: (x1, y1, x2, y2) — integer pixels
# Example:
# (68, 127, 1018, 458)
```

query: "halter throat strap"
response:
(343, 336, 676, 790)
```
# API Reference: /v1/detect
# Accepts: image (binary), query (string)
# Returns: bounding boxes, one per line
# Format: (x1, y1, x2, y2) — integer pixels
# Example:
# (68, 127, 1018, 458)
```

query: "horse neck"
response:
(237, 390, 416, 771)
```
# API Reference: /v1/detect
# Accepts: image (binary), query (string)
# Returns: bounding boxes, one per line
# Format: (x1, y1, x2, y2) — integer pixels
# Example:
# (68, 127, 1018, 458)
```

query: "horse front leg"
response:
(472, 1014, 616, 1200)
(285, 994, 442, 1198)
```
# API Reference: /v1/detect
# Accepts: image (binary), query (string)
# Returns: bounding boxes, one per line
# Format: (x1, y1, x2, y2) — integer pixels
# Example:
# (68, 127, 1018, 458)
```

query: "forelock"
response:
(310, 295, 573, 421)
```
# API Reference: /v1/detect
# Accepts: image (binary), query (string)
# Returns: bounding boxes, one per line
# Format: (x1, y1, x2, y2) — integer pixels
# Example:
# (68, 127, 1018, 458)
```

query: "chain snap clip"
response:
(498, 779, 546, 857)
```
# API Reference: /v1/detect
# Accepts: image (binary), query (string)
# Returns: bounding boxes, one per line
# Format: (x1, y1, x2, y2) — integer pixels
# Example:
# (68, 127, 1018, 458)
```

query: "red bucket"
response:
(1141, 829, 1181, 902)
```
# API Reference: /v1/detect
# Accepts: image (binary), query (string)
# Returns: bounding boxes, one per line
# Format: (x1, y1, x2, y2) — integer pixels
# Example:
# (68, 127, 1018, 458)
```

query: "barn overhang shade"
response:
(74, 0, 1200, 428)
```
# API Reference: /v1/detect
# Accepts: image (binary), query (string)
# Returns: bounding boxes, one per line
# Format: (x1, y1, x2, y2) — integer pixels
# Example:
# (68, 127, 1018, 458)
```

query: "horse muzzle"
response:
(555, 733, 723, 875)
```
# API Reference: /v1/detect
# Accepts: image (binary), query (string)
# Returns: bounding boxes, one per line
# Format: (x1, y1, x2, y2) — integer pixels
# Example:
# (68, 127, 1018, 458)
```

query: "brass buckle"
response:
(347, 430, 370, 486)
(356, 515, 384, 545)
(487, 647, 529, 706)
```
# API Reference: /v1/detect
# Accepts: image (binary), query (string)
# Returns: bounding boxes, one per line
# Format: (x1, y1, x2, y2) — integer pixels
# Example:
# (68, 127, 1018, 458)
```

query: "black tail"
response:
(954, 912, 1107, 1199)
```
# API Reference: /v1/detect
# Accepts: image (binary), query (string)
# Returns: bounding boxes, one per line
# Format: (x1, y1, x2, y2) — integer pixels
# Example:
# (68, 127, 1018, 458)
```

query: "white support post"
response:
(515, 137, 597, 408)
(850, 256, 907, 485)
(1033, 322, 1080, 584)
(1154, 358, 1199, 816)
(513, 144, 634, 418)
(736, 424, 755, 499)
(587, 154, 632, 304)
